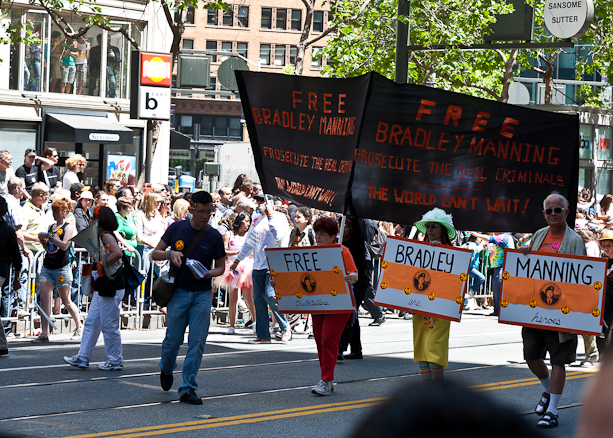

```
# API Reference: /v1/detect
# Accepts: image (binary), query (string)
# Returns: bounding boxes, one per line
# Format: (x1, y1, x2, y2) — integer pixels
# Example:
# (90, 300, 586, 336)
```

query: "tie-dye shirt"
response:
(488, 233, 515, 268)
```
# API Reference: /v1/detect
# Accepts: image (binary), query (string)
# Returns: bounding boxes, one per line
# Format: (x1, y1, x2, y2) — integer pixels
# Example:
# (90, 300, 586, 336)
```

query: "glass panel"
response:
(313, 11, 323, 32)
(106, 134, 140, 186)
(223, 7, 233, 26)
(579, 125, 593, 160)
(85, 27, 104, 96)
(24, 12, 46, 92)
(206, 40, 217, 62)
(179, 115, 193, 134)
(274, 46, 285, 66)
(578, 168, 593, 192)
(597, 169, 612, 202)
(289, 46, 297, 65)
(202, 116, 213, 135)
(0, 122, 37, 159)
(108, 25, 130, 99)
(276, 9, 287, 30)
(260, 44, 270, 65)
(214, 117, 227, 137)
(291, 10, 302, 31)
(186, 7, 195, 24)
(221, 41, 232, 62)
(311, 48, 321, 68)
(229, 118, 242, 137)
(327, 56, 334, 68)
(183, 39, 194, 49)
(261, 8, 272, 29)
(237, 42, 247, 59)
(209, 76, 217, 91)
(208, 9, 218, 25)
(238, 7, 249, 27)
(597, 126, 612, 160)
(8, 9, 22, 90)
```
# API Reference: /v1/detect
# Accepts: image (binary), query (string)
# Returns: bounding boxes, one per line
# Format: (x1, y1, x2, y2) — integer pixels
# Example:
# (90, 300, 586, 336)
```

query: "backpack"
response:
(368, 225, 387, 259)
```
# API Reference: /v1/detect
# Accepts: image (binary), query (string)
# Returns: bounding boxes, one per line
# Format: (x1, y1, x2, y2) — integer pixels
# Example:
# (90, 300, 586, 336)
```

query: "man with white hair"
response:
(234, 196, 256, 216)
(0, 150, 15, 197)
(520, 192, 586, 429)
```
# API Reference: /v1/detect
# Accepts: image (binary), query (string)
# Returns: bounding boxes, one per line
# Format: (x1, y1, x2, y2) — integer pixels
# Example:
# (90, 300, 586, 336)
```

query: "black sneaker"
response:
(179, 389, 202, 405)
(369, 315, 386, 326)
(244, 319, 253, 328)
(160, 371, 173, 391)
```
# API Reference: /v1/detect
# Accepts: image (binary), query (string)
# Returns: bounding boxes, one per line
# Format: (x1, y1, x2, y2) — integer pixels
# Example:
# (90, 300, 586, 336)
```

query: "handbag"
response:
(123, 253, 145, 291)
(153, 224, 210, 307)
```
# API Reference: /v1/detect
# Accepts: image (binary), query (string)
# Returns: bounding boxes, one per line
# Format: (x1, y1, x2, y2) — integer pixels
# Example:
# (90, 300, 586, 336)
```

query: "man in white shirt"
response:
(0, 151, 15, 197)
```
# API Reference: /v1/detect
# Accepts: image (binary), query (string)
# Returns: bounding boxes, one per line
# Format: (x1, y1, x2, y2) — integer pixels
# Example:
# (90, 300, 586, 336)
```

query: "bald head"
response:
(543, 193, 568, 210)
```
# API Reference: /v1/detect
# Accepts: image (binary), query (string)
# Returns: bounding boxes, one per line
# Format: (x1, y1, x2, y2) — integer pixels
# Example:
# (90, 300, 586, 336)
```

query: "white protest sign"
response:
(265, 244, 355, 314)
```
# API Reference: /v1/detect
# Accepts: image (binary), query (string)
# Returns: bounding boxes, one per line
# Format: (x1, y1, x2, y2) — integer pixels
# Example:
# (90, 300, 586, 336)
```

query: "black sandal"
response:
(537, 412, 558, 428)
(535, 392, 550, 415)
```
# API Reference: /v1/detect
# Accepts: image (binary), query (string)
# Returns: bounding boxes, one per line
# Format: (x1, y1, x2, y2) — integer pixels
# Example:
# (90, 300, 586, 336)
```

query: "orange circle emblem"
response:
(502, 271, 510, 280)
(404, 287, 411, 295)
(176, 240, 185, 250)
(428, 292, 435, 301)
(455, 296, 463, 304)
(460, 273, 467, 282)
(529, 299, 537, 308)
(501, 299, 509, 308)
(275, 292, 281, 300)
(333, 266, 341, 274)
(561, 306, 570, 315)
(381, 261, 388, 269)
(58, 276, 64, 283)
(270, 269, 276, 277)
(380, 281, 387, 290)
(295, 291, 302, 299)
(330, 289, 337, 297)
(592, 308, 601, 317)
(594, 281, 602, 290)
(56, 228, 63, 236)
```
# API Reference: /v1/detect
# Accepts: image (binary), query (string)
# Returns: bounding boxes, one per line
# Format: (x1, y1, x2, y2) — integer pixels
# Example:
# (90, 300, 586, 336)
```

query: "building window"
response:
(229, 118, 242, 137)
(209, 76, 217, 91)
(202, 116, 213, 135)
(261, 8, 272, 29)
(208, 9, 218, 25)
(327, 57, 334, 68)
(260, 44, 271, 65)
(237, 42, 248, 59)
(179, 115, 193, 135)
(289, 46, 297, 65)
(327, 11, 335, 33)
(183, 39, 194, 49)
(313, 11, 324, 32)
(238, 6, 249, 27)
(311, 48, 322, 68)
(275, 45, 286, 66)
(276, 8, 287, 30)
(206, 40, 218, 62)
(291, 10, 302, 31)
(215, 117, 228, 137)
(221, 41, 232, 62)
(186, 6, 195, 24)
(223, 7, 233, 26)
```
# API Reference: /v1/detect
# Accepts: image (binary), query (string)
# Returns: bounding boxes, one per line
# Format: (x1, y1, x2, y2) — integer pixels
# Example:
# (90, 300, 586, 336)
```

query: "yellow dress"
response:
(412, 314, 451, 367)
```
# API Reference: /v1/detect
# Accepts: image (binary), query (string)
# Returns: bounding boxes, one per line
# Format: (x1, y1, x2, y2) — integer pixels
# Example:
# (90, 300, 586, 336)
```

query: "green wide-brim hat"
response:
(414, 207, 457, 241)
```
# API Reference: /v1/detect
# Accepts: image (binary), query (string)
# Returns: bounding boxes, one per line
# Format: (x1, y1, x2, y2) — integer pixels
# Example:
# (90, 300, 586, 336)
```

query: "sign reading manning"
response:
(500, 249, 606, 335)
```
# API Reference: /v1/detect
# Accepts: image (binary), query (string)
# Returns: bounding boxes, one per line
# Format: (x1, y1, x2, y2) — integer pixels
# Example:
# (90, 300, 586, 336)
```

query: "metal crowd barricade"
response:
(1, 246, 147, 337)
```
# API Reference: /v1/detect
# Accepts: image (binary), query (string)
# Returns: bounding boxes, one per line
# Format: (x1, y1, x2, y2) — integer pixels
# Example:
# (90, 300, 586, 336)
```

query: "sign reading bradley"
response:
(236, 71, 579, 232)
(500, 249, 606, 335)
(374, 236, 472, 322)
(265, 245, 356, 314)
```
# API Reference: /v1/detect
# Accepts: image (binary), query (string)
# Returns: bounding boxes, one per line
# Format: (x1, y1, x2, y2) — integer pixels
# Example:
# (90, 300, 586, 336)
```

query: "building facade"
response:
(171, 0, 333, 179)
(0, 0, 173, 189)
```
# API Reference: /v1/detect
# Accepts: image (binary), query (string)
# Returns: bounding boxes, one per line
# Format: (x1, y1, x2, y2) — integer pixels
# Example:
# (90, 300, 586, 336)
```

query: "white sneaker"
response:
(311, 380, 334, 396)
(226, 327, 235, 335)
(281, 330, 292, 342)
(71, 328, 82, 340)
(97, 360, 124, 371)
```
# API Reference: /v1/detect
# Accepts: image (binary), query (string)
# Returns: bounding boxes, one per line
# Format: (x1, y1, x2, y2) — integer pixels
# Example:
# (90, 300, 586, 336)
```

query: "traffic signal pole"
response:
(395, 0, 410, 84)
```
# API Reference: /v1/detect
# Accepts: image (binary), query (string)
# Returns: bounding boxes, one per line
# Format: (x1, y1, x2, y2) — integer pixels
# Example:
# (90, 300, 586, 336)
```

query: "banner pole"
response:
(338, 215, 347, 245)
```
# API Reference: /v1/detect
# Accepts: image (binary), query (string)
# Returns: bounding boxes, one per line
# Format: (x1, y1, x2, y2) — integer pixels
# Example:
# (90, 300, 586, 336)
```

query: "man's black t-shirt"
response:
(15, 164, 39, 191)
(161, 220, 226, 292)
(38, 166, 61, 191)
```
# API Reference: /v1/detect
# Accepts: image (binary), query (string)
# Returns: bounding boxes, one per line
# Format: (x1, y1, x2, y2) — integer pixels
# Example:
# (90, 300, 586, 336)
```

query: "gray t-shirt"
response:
(0, 168, 15, 196)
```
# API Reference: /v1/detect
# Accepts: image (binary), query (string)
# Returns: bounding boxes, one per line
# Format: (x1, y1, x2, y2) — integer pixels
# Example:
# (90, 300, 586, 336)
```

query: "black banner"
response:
(237, 71, 579, 232)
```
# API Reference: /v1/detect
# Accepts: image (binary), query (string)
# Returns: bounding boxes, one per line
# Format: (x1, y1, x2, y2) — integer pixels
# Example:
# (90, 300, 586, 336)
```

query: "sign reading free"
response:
(544, 0, 594, 39)
(140, 52, 172, 87)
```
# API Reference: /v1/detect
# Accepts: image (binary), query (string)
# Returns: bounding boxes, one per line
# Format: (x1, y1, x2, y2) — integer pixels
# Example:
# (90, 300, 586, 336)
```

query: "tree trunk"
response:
(499, 49, 518, 103)
(542, 52, 557, 104)
(295, 0, 315, 75)
(136, 120, 162, 191)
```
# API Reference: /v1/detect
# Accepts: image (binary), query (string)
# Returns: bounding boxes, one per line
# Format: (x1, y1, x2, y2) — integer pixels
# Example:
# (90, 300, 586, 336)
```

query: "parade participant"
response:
(64, 207, 126, 370)
(309, 217, 358, 395)
(63, 154, 86, 190)
(151, 191, 225, 404)
(412, 208, 458, 381)
(38, 148, 61, 193)
(520, 193, 586, 428)
(218, 186, 233, 215)
(0, 197, 22, 355)
(231, 193, 291, 343)
(596, 231, 613, 359)
(135, 192, 165, 297)
(597, 194, 613, 220)
(104, 178, 121, 210)
(114, 196, 138, 257)
(73, 190, 94, 232)
(33, 198, 81, 342)
(470, 230, 515, 316)
(0, 150, 15, 197)
(216, 211, 255, 335)
(576, 228, 600, 365)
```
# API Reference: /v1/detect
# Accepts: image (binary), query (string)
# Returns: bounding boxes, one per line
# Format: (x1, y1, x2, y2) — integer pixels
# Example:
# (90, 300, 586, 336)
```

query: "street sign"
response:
(217, 57, 249, 91)
(130, 51, 173, 121)
(544, 0, 594, 39)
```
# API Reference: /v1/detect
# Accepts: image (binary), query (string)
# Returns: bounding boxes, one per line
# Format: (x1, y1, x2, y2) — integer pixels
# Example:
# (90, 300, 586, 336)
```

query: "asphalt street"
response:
(0, 309, 599, 438)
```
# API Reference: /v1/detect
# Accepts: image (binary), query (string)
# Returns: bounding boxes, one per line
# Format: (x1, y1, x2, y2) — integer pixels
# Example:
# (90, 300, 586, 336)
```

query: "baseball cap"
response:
(70, 182, 91, 193)
(79, 191, 94, 200)
(253, 192, 266, 201)
(25, 149, 36, 157)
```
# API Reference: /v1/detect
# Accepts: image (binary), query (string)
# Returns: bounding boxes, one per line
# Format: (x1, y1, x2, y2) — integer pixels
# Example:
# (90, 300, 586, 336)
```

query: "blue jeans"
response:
(29, 58, 41, 91)
(159, 288, 212, 396)
(491, 266, 503, 313)
(469, 267, 485, 293)
(252, 269, 288, 340)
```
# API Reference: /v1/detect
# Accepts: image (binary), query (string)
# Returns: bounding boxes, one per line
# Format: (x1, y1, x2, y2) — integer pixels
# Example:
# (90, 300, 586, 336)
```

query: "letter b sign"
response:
(137, 86, 170, 120)
(146, 92, 158, 110)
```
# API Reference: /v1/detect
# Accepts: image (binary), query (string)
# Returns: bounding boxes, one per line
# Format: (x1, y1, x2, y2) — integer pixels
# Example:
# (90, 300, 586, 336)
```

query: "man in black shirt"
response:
(15, 149, 54, 194)
(37, 148, 61, 193)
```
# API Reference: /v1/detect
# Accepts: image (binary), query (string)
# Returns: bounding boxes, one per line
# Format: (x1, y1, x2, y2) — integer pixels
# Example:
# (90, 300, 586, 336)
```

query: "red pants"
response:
(312, 313, 351, 381)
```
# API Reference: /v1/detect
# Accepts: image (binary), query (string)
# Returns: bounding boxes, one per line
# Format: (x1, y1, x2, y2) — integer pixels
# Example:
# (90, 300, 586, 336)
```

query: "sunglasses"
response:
(545, 207, 564, 215)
